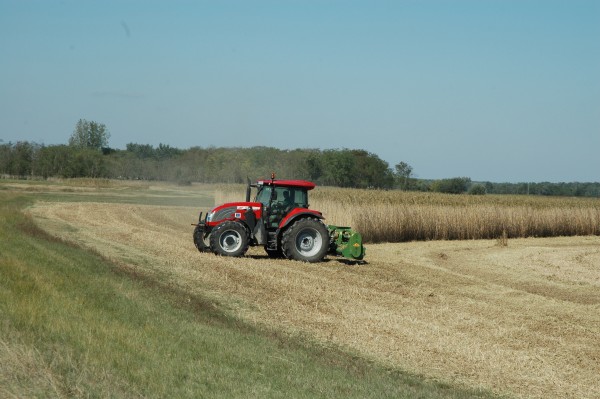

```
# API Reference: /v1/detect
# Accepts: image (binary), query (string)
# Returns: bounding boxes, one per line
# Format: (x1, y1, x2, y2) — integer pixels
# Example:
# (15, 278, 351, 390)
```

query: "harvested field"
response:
(29, 201, 600, 399)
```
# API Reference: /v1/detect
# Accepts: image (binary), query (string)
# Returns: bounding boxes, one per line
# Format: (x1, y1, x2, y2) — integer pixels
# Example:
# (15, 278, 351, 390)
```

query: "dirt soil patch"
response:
(29, 202, 600, 399)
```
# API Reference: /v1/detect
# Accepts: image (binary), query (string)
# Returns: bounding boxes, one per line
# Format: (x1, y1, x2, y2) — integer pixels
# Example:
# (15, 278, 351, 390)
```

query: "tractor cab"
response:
(252, 179, 312, 228)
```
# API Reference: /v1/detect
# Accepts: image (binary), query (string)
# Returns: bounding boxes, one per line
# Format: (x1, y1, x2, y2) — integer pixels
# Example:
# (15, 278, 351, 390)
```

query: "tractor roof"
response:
(257, 179, 316, 190)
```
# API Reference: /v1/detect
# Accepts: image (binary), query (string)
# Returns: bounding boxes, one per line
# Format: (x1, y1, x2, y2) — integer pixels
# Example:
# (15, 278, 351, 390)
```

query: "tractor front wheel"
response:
(281, 217, 329, 263)
(210, 221, 249, 257)
(193, 226, 211, 252)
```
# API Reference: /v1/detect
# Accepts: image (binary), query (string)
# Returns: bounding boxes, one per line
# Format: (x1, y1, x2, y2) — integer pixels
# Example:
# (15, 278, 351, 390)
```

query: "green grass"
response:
(0, 178, 214, 207)
(0, 189, 503, 398)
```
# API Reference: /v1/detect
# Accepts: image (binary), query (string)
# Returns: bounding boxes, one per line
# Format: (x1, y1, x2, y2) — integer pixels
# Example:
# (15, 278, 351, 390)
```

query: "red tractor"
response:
(193, 176, 365, 263)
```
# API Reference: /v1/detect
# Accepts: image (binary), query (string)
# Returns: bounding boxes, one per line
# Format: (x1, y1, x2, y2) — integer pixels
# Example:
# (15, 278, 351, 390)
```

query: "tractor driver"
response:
(269, 189, 295, 228)
(282, 189, 294, 210)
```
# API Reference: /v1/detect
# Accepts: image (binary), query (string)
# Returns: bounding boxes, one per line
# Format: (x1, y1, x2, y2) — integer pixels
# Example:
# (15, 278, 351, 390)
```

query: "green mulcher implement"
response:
(192, 175, 365, 263)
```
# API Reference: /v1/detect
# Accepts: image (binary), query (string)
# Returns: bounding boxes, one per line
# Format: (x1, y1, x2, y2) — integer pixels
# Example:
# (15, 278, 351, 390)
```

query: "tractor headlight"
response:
(206, 211, 215, 222)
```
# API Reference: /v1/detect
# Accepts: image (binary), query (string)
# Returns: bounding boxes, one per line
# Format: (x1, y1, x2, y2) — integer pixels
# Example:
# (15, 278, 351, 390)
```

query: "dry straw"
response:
(216, 185, 600, 243)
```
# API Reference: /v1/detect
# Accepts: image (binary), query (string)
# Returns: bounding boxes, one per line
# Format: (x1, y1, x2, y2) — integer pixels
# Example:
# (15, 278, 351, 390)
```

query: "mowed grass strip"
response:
(0, 178, 216, 207)
(0, 193, 498, 399)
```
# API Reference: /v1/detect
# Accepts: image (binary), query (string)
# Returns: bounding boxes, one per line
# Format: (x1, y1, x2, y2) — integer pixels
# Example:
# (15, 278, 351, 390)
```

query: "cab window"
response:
(255, 186, 272, 205)
(255, 186, 308, 208)
(274, 187, 308, 208)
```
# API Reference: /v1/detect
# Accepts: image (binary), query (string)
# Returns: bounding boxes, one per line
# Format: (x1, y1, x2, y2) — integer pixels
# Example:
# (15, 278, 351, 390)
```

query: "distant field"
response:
(19, 179, 600, 399)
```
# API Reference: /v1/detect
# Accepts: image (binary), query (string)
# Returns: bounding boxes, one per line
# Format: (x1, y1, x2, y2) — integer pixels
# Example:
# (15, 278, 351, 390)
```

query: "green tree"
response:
(69, 119, 110, 150)
(431, 177, 471, 194)
(78, 149, 106, 177)
(9, 141, 37, 177)
(126, 143, 155, 158)
(351, 150, 394, 189)
(0, 143, 10, 174)
(305, 152, 323, 181)
(320, 150, 356, 187)
(156, 143, 182, 159)
(468, 184, 486, 195)
(394, 161, 413, 190)
(32, 145, 107, 178)
(34, 145, 71, 178)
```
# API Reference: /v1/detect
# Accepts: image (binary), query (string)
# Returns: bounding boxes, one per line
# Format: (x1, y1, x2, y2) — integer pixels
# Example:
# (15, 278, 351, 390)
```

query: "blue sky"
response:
(1, 0, 598, 182)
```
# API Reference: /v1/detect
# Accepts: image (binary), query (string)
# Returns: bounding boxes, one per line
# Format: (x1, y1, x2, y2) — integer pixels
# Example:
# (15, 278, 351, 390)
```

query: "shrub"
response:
(469, 184, 486, 195)
(431, 177, 471, 194)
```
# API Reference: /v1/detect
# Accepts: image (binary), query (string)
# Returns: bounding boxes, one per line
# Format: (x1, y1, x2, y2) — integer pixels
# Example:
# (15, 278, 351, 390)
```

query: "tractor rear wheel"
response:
(281, 217, 329, 262)
(210, 221, 249, 257)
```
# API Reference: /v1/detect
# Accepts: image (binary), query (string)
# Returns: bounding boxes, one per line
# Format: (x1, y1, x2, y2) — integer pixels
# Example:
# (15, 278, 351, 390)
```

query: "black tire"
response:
(210, 221, 249, 257)
(281, 217, 329, 263)
(193, 226, 211, 252)
(265, 248, 284, 258)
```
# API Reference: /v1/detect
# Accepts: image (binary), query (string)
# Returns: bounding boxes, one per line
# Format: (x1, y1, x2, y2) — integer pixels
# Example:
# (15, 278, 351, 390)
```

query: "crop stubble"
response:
(29, 201, 600, 399)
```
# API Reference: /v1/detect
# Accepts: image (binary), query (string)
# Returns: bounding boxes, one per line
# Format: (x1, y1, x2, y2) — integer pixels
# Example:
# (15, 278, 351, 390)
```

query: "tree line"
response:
(0, 141, 398, 188)
(1, 119, 598, 197)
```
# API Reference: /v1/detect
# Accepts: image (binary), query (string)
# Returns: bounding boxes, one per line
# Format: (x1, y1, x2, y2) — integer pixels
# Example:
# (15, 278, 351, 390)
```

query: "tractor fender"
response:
(278, 209, 324, 230)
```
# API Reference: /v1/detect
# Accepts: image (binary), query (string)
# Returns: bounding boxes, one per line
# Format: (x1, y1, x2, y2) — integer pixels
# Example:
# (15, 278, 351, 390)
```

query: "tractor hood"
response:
(206, 201, 262, 225)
